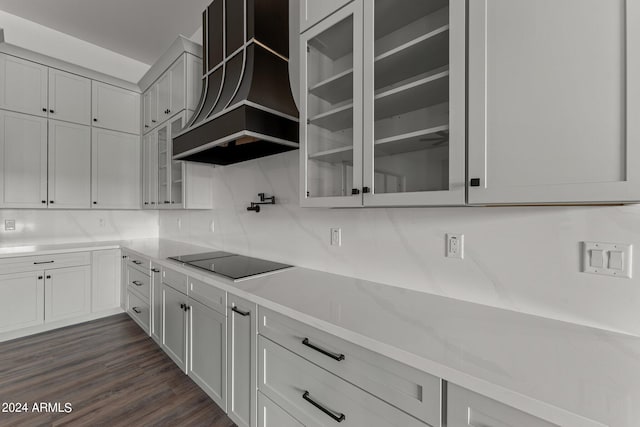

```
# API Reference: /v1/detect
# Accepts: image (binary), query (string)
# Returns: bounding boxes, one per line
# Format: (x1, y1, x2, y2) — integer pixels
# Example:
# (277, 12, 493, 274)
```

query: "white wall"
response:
(0, 210, 158, 245)
(159, 151, 640, 337)
(0, 10, 149, 83)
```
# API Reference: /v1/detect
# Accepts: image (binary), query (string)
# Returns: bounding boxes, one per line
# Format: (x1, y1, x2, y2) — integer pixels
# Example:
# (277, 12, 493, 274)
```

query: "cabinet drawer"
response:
(127, 290, 150, 333)
(447, 384, 557, 427)
(259, 336, 427, 427)
(259, 307, 441, 425)
(162, 266, 187, 294)
(258, 392, 303, 427)
(127, 265, 150, 301)
(0, 251, 91, 274)
(188, 277, 226, 315)
(126, 254, 150, 274)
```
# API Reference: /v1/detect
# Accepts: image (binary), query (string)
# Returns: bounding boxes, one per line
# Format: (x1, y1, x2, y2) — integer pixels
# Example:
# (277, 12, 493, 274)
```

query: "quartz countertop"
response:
(2, 239, 637, 426)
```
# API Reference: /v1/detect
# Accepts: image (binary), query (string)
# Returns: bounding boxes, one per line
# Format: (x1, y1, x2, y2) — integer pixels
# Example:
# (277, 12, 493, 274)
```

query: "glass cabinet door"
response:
(362, 0, 465, 206)
(157, 125, 170, 206)
(169, 114, 184, 207)
(300, 1, 364, 207)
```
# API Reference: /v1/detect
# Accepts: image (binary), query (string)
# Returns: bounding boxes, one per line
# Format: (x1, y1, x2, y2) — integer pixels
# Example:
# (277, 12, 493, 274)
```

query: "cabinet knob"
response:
(144, 202, 149, 205)
(351, 188, 360, 195)
(46, 275, 51, 279)
(470, 178, 481, 187)
(41, 200, 46, 204)
(49, 200, 54, 204)
(151, 120, 157, 123)
(49, 109, 54, 114)
(38, 276, 43, 280)
(93, 201, 97, 205)
(93, 118, 98, 122)
(145, 125, 149, 128)
(42, 108, 47, 112)
(362, 187, 370, 194)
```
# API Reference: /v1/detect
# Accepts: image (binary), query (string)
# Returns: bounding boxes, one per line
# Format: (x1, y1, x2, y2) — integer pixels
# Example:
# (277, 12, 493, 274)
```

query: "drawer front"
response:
(258, 392, 303, 427)
(127, 290, 150, 333)
(162, 266, 188, 295)
(127, 265, 150, 301)
(188, 276, 226, 315)
(259, 307, 441, 425)
(259, 336, 427, 427)
(126, 253, 150, 274)
(0, 251, 91, 274)
(447, 384, 558, 427)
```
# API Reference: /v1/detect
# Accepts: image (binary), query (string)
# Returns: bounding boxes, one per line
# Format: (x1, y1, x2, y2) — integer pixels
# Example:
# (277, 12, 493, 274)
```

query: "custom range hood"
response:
(173, 0, 299, 165)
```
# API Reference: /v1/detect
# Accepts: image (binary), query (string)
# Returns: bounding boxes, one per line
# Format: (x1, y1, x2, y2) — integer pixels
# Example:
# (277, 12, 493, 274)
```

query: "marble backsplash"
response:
(160, 150, 640, 336)
(0, 209, 158, 245)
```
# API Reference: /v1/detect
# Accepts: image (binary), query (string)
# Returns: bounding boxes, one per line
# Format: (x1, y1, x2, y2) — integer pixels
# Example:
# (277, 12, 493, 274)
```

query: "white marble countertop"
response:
(2, 239, 637, 426)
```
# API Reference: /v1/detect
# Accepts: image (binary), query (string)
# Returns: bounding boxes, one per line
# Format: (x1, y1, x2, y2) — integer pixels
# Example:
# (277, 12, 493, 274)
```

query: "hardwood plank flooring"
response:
(0, 314, 236, 427)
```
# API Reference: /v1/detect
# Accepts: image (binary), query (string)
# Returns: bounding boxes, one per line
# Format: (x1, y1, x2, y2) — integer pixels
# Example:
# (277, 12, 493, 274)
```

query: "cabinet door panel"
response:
(48, 120, 91, 209)
(92, 81, 140, 134)
(44, 265, 91, 323)
(258, 392, 303, 427)
(91, 249, 121, 312)
(142, 132, 159, 208)
(186, 54, 203, 111)
(0, 271, 44, 333)
(0, 111, 48, 208)
(157, 73, 171, 120)
(468, 0, 640, 204)
(91, 128, 141, 209)
(188, 298, 227, 409)
(170, 55, 185, 115)
(228, 295, 257, 427)
(0, 54, 48, 117)
(162, 283, 187, 371)
(150, 265, 162, 343)
(48, 69, 91, 125)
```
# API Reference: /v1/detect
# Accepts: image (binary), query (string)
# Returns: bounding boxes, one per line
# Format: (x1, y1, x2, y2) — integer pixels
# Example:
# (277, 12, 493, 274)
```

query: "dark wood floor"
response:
(0, 314, 236, 427)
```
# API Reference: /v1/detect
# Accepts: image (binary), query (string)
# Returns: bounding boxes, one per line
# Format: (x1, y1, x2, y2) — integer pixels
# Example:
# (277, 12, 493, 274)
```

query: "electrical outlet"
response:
(98, 218, 105, 228)
(210, 219, 215, 233)
(330, 228, 342, 246)
(446, 233, 464, 259)
(4, 219, 15, 231)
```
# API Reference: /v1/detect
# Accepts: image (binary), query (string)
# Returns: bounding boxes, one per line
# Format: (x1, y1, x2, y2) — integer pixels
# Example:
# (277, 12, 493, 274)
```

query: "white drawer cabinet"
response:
(259, 307, 441, 425)
(0, 251, 91, 275)
(447, 384, 557, 427)
(91, 81, 140, 134)
(128, 290, 150, 333)
(258, 392, 303, 427)
(0, 271, 45, 334)
(228, 294, 257, 427)
(127, 265, 151, 301)
(189, 276, 226, 315)
(162, 265, 188, 294)
(258, 336, 427, 427)
(0, 54, 48, 117)
(44, 265, 91, 323)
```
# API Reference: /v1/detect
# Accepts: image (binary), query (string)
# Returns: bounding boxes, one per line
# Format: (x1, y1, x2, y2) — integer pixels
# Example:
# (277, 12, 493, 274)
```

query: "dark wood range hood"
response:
(173, 0, 299, 165)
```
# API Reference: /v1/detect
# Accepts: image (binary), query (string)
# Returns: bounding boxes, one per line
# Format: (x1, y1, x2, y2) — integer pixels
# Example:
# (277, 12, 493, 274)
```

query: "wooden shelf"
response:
(309, 68, 354, 104)
(308, 103, 354, 132)
(375, 26, 449, 89)
(375, 71, 449, 120)
(309, 125, 449, 163)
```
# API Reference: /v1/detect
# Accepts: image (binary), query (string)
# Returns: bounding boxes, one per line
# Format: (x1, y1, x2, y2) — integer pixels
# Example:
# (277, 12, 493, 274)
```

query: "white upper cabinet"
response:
(48, 69, 91, 125)
(186, 54, 203, 111)
(169, 55, 185, 115)
(0, 110, 48, 208)
(0, 54, 48, 118)
(91, 127, 141, 209)
(301, 0, 465, 207)
(92, 81, 141, 135)
(468, 0, 640, 204)
(299, 0, 354, 33)
(48, 120, 91, 209)
(143, 84, 159, 132)
(142, 131, 159, 208)
(157, 71, 171, 120)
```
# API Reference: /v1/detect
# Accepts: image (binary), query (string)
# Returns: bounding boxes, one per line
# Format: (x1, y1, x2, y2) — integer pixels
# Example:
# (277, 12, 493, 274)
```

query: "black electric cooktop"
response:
(168, 252, 291, 280)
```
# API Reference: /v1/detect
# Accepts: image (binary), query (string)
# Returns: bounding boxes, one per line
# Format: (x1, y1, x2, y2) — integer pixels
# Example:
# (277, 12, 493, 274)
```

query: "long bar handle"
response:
(302, 391, 345, 423)
(302, 338, 345, 361)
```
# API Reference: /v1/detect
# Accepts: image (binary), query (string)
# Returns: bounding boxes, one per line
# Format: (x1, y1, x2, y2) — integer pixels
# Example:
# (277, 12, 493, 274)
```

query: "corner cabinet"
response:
(467, 0, 640, 205)
(300, 0, 465, 207)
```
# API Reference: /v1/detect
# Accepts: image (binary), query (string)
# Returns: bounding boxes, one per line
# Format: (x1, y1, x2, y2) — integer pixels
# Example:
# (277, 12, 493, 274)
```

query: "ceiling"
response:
(0, 0, 210, 65)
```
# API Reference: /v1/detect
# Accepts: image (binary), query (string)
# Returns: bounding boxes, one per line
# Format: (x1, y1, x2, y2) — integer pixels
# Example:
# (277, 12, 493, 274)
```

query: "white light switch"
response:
(4, 219, 15, 231)
(583, 242, 632, 278)
(330, 228, 341, 246)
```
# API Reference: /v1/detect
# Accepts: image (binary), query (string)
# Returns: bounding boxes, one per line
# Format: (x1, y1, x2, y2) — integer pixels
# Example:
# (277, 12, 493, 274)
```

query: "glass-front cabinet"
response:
(300, 0, 465, 207)
(157, 112, 185, 208)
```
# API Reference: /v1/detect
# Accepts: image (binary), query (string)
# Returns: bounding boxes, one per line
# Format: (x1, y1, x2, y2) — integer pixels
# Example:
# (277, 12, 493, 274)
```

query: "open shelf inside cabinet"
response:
(309, 68, 354, 104)
(375, 70, 449, 120)
(374, 0, 449, 40)
(308, 16, 354, 60)
(308, 103, 354, 132)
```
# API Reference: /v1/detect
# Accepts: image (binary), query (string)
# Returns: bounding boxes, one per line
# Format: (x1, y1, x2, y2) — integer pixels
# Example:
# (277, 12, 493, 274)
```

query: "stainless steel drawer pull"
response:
(302, 391, 345, 423)
(132, 281, 143, 286)
(33, 260, 54, 265)
(132, 307, 142, 314)
(302, 338, 345, 361)
(132, 260, 142, 265)
(231, 306, 250, 317)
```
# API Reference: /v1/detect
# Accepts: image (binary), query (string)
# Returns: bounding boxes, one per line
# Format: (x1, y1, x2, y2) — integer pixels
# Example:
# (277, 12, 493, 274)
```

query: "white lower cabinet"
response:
(91, 249, 121, 312)
(188, 297, 227, 409)
(44, 265, 91, 323)
(447, 384, 557, 427)
(258, 336, 426, 427)
(0, 271, 44, 334)
(161, 282, 188, 371)
(127, 290, 150, 333)
(258, 392, 303, 427)
(228, 294, 257, 427)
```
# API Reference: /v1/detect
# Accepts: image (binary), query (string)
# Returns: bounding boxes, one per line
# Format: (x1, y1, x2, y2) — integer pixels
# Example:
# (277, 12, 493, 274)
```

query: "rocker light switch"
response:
(582, 242, 632, 278)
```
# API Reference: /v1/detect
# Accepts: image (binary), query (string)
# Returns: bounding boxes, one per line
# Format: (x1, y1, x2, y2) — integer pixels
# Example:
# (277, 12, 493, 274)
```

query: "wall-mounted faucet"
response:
(247, 193, 275, 213)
